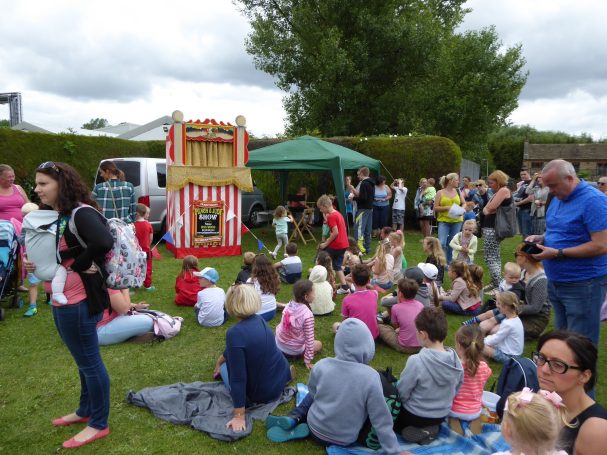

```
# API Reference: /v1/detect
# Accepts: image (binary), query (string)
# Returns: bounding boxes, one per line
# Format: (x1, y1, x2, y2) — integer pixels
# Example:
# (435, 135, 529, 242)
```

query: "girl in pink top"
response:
(449, 325, 492, 435)
(275, 279, 322, 369)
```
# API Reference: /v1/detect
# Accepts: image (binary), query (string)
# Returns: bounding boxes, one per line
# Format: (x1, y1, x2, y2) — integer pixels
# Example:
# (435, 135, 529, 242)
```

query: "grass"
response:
(0, 226, 605, 454)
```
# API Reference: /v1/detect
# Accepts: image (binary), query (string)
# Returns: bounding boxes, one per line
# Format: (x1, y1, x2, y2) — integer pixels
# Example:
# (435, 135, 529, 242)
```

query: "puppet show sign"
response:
(192, 201, 224, 246)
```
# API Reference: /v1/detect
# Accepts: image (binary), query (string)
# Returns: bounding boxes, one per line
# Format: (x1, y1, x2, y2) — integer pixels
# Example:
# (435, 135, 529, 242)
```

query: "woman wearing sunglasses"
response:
(25, 162, 113, 449)
(534, 330, 607, 454)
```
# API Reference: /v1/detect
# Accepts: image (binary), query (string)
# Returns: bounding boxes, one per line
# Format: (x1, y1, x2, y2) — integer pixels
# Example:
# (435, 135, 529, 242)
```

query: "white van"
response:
(94, 158, 267, 234)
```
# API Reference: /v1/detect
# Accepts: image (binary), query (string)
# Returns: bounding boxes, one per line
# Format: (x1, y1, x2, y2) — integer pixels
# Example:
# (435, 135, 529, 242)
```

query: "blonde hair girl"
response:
(366, 241, 394, 290)
(423, 236, 447, 285)
(449, 325, 493, 435)
(388, 231, 406, 281)
(439, 261, 482, 315)
(483, 291, 524, 363)
(501, 388, 569, 455)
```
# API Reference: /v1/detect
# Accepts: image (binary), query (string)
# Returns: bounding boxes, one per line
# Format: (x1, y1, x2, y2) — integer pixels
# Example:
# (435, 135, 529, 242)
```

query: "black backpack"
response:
(493, 356, 539, 419)
(357, 367, 402, 450)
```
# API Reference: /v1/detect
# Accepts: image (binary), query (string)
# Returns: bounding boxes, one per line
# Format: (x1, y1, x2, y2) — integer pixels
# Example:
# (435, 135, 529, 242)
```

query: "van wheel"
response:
(247, 205, 263, 228)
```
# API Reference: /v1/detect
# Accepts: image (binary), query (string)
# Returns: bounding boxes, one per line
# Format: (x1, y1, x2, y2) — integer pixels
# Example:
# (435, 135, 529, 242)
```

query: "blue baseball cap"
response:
(194, 267, 219, 284)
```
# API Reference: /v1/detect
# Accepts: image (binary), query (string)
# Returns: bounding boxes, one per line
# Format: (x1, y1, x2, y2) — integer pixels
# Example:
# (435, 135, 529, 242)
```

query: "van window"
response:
(117, 161, 141, 187)
(156, 163, 166, 188)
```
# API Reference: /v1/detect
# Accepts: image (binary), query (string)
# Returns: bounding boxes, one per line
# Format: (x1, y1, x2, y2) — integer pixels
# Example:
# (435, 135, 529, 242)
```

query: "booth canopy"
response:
(247, 135, 381, 221)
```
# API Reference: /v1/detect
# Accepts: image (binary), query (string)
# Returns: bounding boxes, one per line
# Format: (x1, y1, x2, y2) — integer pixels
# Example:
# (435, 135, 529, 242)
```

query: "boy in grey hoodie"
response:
(395, 306, 464, 444)
(265, 318, 403, 455)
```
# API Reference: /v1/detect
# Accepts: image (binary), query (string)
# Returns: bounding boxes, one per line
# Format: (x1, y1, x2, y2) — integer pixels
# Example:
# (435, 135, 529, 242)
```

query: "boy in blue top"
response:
(264, 318, 402, 455)
(273, 242, 302, 284)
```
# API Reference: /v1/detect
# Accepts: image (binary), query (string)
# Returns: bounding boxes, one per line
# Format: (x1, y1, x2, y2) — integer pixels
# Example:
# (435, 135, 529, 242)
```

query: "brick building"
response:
(523, 142, 607, 179)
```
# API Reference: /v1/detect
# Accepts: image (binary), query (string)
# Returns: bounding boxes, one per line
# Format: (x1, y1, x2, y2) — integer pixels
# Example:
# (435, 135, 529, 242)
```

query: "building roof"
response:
(117, 115, 172, 140)
(525, 143, 607, 161)
(11, 121, 53, 134)
(97, 122, 141, 135)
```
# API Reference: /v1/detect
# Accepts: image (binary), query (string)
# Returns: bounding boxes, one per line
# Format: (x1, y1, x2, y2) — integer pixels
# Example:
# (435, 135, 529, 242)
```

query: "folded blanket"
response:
(127, 381, 295, 442)
(327, 423, 509, 455)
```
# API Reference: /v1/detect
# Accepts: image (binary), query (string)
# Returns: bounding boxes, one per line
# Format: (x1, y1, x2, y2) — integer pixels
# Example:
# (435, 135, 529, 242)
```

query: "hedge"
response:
(1, 129, 461, 225)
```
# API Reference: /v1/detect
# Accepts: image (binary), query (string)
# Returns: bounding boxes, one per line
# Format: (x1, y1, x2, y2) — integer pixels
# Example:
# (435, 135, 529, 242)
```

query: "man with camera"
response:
(526, 159, 607, 346)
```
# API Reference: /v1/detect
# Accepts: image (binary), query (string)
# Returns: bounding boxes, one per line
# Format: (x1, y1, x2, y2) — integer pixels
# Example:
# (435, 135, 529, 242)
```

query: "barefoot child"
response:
(275, 279, 322, 369)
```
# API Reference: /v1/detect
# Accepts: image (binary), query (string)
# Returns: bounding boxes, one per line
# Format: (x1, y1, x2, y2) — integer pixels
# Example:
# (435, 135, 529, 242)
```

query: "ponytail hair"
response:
(455, 325, 484, 376)
(100, 160, 125, 181)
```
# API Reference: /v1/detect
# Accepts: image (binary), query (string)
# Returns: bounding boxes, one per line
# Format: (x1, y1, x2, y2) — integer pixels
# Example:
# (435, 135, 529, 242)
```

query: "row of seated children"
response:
(267, 298, 562, 453)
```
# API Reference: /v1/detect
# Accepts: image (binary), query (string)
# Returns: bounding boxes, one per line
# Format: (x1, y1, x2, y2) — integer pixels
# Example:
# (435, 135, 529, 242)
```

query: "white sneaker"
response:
(271, 252, 277, 260)
(336, 288, 349, 295)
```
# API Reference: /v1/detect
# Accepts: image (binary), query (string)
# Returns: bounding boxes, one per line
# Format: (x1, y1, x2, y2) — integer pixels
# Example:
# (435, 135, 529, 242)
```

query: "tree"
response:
(237, 0, 526, 157)
(81, 118, 109, 130)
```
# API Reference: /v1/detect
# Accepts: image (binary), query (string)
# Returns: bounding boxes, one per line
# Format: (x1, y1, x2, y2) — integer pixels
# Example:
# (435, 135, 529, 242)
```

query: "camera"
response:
(521, 241, 542, 255)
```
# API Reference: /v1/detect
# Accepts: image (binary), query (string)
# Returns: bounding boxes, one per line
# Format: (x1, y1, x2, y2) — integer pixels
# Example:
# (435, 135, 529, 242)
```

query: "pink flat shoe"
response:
(63, 427, 110, 449)
(52, 415, 90, 427)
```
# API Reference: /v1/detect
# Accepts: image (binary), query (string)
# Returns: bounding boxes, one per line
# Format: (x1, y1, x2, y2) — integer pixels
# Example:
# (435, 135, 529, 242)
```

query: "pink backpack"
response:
(136, 309, 183, 340)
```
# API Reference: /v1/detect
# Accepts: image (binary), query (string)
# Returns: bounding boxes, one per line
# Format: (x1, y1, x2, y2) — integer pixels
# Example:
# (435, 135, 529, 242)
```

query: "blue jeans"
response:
(97, 314, 154, 346)
(442, 300, 481, 316)
(52, 300, 110, 429)
(517, 207, 532, 237)
(354, 209, 373, 254)
(438, 221, 462, 263)
(548, 274, 607, 346)
(220, 362, 231, 392)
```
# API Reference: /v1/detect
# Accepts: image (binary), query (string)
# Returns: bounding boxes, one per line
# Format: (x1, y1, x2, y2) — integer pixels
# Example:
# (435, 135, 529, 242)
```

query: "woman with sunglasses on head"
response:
(24, 162, 113, 449)
(534, 330, 607, 455)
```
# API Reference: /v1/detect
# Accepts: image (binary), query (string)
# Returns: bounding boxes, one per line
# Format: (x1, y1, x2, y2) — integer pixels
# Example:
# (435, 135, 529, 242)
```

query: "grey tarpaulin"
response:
(127, 381, 295, 441)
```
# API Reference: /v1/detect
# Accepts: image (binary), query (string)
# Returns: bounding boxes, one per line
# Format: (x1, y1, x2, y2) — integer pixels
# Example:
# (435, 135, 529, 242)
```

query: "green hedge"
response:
(1, 129, 461, 225)
(0, 129, 164, 195)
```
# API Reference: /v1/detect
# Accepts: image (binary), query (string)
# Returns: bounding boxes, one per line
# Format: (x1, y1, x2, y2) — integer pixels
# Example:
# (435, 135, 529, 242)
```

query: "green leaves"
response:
(237, 0, 526, 155)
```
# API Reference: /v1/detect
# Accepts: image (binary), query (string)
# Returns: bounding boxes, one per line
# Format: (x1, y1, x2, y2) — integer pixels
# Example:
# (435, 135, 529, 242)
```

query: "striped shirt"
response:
(92, 180, 136, 223)
(275, 301, 316, 365)
(450, 360, 492, 414)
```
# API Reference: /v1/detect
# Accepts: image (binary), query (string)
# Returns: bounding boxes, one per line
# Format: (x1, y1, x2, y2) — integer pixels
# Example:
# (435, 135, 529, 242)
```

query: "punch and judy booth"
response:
(165, 110, 252, 258)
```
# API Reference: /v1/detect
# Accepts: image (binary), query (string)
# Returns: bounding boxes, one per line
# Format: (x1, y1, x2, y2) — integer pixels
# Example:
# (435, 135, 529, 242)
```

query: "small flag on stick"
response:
(161, 231, 174, 245)
(257, 239, 264, 252)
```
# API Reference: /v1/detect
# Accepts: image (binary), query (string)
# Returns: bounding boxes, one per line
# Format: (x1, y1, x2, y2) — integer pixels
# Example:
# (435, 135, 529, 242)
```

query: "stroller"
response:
(0, 220, 23, 320)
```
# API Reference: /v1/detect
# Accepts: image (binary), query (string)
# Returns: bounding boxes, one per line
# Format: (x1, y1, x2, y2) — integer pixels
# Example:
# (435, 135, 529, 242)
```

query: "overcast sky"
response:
(1, 0, 606, 139)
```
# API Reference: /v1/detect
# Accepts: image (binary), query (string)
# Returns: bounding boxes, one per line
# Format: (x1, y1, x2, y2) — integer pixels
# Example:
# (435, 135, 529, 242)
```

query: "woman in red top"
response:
(316, 195, 350, 295)
(175, 255, 203, 306)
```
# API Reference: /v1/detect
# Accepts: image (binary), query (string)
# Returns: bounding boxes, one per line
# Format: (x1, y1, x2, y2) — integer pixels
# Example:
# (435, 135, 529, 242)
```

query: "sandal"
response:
(401, 425, 439, 445)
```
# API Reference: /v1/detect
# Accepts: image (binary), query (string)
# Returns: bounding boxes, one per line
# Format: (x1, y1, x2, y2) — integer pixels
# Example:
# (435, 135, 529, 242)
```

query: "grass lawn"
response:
(1, 226, 605, 454)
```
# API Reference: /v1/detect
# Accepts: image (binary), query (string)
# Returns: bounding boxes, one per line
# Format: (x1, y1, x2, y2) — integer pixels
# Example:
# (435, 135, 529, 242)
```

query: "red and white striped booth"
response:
(165, 110, 251, 258)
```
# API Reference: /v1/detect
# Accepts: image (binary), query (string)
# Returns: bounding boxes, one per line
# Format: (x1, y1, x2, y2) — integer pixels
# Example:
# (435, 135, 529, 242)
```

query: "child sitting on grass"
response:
(364, 241, 394, 292)
(388, 230, 407, 282)
(483, 291, 524, 363)
(264, 318, 402, 455)
(308, 265, 335, 316)
(275, 279, 322, 370)
(395, 306, 464, 445)
(448, 325, 492, 435)
(194, 267, 226, 327)
(342, 237, 362, 277)
(315, 250, 337, 299)
(423, 236, 446, 286)
(274, 242, 303, 284)
(234, 251, 255, 284)
(439, 261, 481, 315)
(175, 255, 203, 306)
(248, 254, 280, 321)
(334, 264, 379, 339)
(378, 278, 424, 353)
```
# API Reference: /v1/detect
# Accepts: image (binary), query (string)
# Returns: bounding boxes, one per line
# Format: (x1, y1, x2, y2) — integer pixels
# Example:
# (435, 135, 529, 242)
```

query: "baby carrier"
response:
(0, 220, 22, 319)
(22, 210, 61, 281)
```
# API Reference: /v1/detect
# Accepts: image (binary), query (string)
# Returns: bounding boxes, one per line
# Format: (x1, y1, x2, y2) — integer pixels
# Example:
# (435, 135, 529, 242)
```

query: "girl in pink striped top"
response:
(275, 280, 322, 369)
(448, 325, 492, 434)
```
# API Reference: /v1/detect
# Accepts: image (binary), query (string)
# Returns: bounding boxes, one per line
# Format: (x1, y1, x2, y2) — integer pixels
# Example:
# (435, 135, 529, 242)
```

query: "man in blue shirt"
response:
(527, 160, 607, 346)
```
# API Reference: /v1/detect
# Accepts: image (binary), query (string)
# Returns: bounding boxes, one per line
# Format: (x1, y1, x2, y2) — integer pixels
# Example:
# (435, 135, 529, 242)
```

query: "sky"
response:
(1, 0, 606, 139)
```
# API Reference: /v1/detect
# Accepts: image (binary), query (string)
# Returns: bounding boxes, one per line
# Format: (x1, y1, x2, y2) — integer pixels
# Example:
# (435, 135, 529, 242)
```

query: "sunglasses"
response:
(599, 182, 606, 186)
(37, 161, 61, 173)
